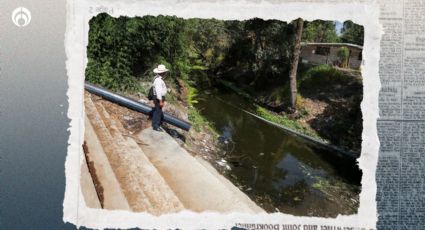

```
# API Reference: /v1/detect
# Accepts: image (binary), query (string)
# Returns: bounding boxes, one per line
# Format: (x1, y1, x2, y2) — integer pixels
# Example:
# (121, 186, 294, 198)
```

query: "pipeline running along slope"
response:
(85, 82, 191, 131)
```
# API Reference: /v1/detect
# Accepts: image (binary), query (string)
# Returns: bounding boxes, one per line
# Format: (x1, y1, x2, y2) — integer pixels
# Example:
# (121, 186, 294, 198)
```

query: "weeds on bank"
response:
(255, 106, 323, 140)
(184, 82, 218, 136)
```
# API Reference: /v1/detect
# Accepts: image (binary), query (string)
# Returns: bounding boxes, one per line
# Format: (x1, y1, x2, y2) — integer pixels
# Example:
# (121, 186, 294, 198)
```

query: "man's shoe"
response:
(153, 127, 163, 132)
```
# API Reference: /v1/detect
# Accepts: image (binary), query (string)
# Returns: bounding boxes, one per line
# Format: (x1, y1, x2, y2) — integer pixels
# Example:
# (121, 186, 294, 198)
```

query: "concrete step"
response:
(85, 96, 150, 211)
(138, 128, 263, 213)
(85, 95, 184, 214)
(84, 114, 131, 211)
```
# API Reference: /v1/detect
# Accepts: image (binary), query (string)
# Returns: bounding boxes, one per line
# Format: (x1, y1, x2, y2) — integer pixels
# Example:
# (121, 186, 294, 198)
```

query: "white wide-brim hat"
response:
(153, 64, 169, 74)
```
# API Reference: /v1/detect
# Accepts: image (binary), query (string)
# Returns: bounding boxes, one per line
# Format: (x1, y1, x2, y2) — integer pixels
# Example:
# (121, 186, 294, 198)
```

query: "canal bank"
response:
(214, 95, 358, 160)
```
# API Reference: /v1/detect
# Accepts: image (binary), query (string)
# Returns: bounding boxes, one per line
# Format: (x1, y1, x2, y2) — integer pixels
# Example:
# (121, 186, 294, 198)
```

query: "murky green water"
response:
(194, 90, 361, 217)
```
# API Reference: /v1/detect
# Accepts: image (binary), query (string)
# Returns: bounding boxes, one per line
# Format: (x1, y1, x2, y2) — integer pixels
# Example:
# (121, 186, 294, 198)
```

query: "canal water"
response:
(194, 90, 361, 217)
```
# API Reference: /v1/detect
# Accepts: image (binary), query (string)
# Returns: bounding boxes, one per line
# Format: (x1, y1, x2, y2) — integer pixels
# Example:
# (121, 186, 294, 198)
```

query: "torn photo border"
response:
(64, 0, 381, 229)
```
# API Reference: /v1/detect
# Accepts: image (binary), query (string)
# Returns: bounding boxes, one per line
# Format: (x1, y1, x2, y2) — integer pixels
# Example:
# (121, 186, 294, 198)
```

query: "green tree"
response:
(302, 20, 340, 43)
(184, 18, 228, 70)
(222, 18, 292, 87)
(340, 21, 364, 45)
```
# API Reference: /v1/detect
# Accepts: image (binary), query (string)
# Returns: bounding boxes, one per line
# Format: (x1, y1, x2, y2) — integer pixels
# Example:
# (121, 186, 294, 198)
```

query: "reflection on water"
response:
(195, 91, 361, 217)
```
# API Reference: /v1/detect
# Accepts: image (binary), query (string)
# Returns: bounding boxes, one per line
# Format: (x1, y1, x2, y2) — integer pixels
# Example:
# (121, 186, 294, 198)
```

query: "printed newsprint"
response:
(62, 0, 423, 229)
(376, 0, 425, 229)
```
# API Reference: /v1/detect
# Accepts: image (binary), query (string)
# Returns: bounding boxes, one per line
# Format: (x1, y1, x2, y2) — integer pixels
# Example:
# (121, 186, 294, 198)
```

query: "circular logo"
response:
(12, 7, 31, 27)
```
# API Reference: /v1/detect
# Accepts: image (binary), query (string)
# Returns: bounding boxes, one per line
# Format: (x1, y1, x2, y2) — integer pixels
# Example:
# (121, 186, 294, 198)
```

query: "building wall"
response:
(300, 45, 362, 69)
(347, 49, 362, 69)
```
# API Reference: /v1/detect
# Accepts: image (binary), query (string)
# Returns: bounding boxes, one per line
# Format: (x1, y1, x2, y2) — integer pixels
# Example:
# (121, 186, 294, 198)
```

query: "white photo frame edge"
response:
(64, 0, 382, 229)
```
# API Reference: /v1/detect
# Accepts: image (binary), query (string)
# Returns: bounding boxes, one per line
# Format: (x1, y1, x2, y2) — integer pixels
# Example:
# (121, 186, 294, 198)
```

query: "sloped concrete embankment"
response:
(82, 93, 263, 214)
(84, 95, 184, 214)
(138, 129, 263, 213)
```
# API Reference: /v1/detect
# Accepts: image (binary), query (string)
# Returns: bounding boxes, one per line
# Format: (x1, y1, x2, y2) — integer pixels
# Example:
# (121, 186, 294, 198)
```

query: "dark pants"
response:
(152, 99, 164, 129)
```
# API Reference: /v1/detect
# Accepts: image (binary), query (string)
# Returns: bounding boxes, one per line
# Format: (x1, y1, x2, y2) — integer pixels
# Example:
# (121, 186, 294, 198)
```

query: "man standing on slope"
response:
(152, 64, 168, 131)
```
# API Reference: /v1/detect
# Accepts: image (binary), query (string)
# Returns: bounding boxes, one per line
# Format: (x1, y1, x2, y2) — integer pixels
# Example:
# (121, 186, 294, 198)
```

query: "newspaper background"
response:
(376, 0, 425, 229)
(61, 0, 423, 229)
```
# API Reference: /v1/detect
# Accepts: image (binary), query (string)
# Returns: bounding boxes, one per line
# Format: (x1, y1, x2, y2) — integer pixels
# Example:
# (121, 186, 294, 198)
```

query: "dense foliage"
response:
(340, 20, 364, 45)
(86, 14, 188, 92)
(85, 14, 363, 93)
(302, 20, 340, 43)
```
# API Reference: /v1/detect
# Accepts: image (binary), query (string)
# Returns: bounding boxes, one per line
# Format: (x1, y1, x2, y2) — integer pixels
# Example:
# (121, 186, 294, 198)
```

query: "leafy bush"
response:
(337, 47, 349, 68)
(299, 64, 346, 90)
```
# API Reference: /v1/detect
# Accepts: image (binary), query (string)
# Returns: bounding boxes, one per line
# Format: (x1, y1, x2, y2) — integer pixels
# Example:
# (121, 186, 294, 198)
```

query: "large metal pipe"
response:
(85, 82, 192, 131)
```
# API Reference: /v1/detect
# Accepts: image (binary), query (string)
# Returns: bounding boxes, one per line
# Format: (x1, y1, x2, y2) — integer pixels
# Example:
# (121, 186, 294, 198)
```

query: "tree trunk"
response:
(289, 18, 304, 112)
